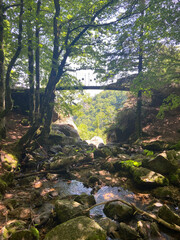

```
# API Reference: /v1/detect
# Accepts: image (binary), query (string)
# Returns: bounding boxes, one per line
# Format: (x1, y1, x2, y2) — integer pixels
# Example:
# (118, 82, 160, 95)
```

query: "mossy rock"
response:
(2, 220, 30, 239)
(2, 152, 19, 169)
(168, 168, 180, 186)
(0, 178, 8, 194)
(152, 186, 179, 200)
(131, 166, 169, 187)
(120, 160, 142, 171)
(44, 216, 106, 240)
(55, 199, 89, 223)
(103, 201, 134, 222)
(158, 204, 180, 226)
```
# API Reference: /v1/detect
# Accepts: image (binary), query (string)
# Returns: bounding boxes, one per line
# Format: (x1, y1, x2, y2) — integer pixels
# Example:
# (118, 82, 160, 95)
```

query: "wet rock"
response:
(55, 199, 89, 223)
(158, 204, 180, 226)
(142, 151, 178, 175)
(103, 201, 134, 222)
(74, 193, 96, 207)
(118, 222, 140, 240)
(130, 166, 169, 187)
(137, 220, 160, 239)
(44, 216, 106, 240)
(97, 217, 120, 239)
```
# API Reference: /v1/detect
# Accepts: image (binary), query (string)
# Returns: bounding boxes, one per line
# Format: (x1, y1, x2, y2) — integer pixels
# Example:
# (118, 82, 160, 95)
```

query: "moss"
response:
(30, 226, 39, 240)
(0, 178, 8, 194)
(143, 149, 154, 156)
(120, 160, 142, 171)
(1, 172, 14, 186)
(3, 152, 19, 169)
(168, 169, 180, 186)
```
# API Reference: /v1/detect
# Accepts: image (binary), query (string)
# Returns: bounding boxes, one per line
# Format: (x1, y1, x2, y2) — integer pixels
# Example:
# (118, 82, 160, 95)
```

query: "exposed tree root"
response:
(86, 199, 180, 233)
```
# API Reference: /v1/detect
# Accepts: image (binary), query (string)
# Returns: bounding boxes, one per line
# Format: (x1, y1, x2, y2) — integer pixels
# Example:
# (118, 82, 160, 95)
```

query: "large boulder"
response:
(51, 123, 80, 139)
(55, 199, 89, 223)
(103, 201, 134, 222)
(44, 216, 106, 240)
(131, 166, 169, 187)
(142, 151, 179, 175)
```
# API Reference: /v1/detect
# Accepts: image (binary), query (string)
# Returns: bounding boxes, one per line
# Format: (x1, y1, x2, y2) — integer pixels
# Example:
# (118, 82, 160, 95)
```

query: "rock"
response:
(46, 173, 59, 181)
(103, 201, 134, 222)
(86, 136, 104, 148)
(9, 229, 39, 240)
(55, 199, 89, 223)
(142, 151, 178, 175)
(2, 220, 39, 240)
(49, 156, 73, 170)
(33, 203, 54, 226)
(97, 217, 120, 239)
(142, 141, 165, 151)
(152, 186, 173, 199)
(51, 123, 80, 139)
(44, 216, 106, 240)
(49, 144, 63, 154)
(94, 149, 107, 158)
(137, 220, 160, 239)
(168, 168, 180, 186)
(118, 222, 140, 240)
(74, 193, 96, 207)
(158, 204, 180, 226)
(131, 166, 169, 187)
(88, 176, 100, 186)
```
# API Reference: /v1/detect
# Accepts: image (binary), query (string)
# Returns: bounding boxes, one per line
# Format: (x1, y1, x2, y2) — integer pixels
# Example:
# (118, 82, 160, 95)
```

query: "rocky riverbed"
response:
(0, 134, 180, 239)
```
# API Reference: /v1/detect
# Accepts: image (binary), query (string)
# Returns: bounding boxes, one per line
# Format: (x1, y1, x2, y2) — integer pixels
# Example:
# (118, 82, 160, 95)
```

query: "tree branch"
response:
(86, 199, 180, 233)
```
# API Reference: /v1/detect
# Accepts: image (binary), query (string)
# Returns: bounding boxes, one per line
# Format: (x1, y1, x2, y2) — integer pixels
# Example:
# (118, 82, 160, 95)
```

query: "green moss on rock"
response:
(44, 216, 106, 240)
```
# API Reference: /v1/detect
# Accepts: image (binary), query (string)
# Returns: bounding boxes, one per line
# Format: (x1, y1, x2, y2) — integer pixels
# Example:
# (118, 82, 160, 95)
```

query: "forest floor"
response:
(0, 110, 180, 239)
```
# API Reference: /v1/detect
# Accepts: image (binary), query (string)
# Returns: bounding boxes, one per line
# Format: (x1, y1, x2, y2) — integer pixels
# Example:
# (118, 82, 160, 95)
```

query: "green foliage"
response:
(73, 91, 127, 141)
(157, 94, 180, 119)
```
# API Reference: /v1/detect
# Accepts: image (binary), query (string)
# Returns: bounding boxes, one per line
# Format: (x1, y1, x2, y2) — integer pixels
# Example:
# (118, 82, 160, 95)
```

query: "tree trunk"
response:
(136, 0, 144, 139)
(35, 0, 41, 120)
(27, 25, 35, 124)
(0, 0, 6, 139)
(5, 0, 23, 114)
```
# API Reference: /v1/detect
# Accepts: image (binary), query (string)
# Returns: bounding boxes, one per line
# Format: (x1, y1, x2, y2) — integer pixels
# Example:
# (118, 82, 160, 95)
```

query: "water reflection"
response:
(91, 186, 134, 217)
(54, 180, 92, 197)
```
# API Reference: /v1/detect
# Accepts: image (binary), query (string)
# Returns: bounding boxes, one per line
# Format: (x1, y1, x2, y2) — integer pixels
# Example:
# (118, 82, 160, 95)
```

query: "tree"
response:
(0, 0, 23, 140)
(17, 0, 137, 149)
(94, 0, 179, 139)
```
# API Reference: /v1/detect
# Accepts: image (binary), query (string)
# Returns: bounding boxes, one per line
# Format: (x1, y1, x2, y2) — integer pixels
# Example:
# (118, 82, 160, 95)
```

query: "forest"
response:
(0, 0, 180, 240)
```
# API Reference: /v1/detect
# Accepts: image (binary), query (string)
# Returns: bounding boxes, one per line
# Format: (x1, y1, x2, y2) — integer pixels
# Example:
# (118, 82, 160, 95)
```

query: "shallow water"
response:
(54, 179, 134, 217)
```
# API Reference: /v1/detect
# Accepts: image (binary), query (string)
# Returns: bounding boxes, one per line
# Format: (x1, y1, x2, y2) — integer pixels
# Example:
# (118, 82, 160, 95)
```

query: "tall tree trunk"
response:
(136, 0, 144, 139)
(0, 0, 6, 139)
(35, 0, 41, 120)
(5, 0, 23, 113)
(27, 26, 35, 124)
